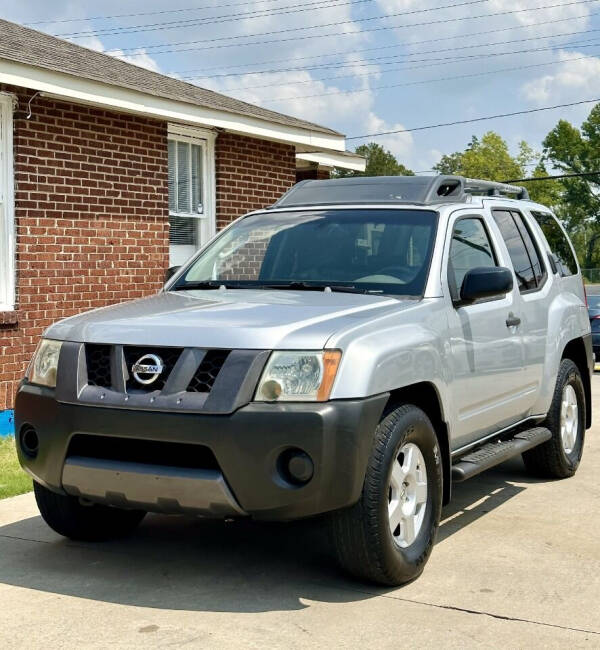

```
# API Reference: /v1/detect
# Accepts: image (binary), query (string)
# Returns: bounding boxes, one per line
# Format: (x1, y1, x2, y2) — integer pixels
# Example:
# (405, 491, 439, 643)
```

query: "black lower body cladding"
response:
(14, 384, 388, 521)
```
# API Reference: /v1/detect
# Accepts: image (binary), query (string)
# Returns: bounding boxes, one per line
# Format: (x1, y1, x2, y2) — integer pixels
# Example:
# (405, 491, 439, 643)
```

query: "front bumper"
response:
(15, 384, 387, 521)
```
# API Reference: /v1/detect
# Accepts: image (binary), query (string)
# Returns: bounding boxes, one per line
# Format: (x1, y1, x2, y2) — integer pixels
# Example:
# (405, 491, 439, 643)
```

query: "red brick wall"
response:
(0, 87, 169, 410)
(296, 167, 331, 182)
(215, 132, 296, 229)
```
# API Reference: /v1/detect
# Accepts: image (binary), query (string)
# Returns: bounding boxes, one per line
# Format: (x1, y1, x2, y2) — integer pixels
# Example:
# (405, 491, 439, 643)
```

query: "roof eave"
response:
(0, 58, 347, 152)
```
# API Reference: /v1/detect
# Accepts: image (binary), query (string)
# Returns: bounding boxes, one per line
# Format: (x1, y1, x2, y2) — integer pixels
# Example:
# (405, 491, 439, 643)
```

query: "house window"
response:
(168, 126, 216, 267)
(0, 94, 15, 312)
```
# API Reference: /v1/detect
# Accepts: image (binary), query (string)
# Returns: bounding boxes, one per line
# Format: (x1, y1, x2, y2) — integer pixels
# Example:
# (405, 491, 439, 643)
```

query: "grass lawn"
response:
(0, 437, 31, 499)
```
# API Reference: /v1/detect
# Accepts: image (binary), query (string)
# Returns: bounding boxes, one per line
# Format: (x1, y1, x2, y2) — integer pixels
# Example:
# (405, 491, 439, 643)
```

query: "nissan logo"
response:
(131, 354, 164, 385)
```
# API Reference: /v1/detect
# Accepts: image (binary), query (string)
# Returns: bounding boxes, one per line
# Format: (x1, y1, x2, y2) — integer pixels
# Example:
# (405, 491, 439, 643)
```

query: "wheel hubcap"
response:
(388, 442, 427, 548)
(560, 384, 579, 455)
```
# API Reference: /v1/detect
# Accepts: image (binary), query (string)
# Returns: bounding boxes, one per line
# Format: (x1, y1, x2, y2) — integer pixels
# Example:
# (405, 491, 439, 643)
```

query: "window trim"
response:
(0, 93, 15, 312)
(492, 208, 547, 295)
(447, 214, 500, 304)
(167, 124, 216, 224)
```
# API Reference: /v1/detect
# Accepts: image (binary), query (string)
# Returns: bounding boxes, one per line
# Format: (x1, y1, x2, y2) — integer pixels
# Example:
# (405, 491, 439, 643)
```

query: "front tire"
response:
(523, 358, 585, 478)
(329, 404, 442, 586)
(34, 481, 146, 541)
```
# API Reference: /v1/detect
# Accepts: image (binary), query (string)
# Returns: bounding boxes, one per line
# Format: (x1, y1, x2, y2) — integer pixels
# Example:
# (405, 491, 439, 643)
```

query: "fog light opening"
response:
(278, 448, 314, 486)
(20, 425, 39, 458)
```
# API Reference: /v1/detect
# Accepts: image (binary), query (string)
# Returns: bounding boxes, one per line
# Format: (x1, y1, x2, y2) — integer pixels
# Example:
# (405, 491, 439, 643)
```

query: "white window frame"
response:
(0, 93, 15, 312)
(167, 125, 216, 265)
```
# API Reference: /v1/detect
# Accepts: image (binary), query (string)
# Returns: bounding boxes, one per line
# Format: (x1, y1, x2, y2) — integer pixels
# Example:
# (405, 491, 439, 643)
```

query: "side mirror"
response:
(460, 266, 513, 303)
(165, 266, 181, 283)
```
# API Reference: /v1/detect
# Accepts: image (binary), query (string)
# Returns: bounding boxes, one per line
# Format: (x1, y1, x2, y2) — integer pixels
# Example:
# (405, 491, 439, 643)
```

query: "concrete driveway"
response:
(1, 382, 599, 649)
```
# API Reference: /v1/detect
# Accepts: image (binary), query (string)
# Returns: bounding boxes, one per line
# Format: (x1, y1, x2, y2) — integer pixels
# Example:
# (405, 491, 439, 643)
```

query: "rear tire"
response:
(523, 358, 585, 479)
(34, 481, 146, 541)
(329, 404, 442, 586)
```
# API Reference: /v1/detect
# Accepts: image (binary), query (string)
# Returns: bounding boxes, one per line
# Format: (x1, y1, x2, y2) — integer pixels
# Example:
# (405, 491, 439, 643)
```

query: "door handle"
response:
(506, 313, 521, 328)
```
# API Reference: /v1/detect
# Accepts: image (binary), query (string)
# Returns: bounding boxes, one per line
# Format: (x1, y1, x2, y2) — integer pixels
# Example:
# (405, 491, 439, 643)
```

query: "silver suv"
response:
(15, 175, 592, 586)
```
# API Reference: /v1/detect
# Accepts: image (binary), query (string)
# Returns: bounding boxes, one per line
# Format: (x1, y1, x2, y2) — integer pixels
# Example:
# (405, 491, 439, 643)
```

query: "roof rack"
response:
(270, 175, 530, 209)
(464, 178, 530, 200)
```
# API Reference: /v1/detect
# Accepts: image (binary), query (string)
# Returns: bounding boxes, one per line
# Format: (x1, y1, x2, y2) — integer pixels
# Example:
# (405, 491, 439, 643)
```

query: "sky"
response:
(3, 0, 600, 173)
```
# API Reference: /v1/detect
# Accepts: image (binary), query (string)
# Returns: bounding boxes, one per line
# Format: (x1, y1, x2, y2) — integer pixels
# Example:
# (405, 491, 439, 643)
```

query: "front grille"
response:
(188, 350, 230, 393)
(86, 344, 112, 388)
(67, 434, 219, 470)
(123, 346, 182, 392)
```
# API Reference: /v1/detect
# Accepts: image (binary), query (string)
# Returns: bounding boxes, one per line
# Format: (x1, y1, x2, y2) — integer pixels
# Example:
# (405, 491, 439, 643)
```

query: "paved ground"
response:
(1, 382, 600, 649)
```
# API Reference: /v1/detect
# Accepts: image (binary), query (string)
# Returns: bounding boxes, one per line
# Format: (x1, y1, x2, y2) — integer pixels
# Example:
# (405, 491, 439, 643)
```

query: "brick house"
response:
(0, 19, 364, 432)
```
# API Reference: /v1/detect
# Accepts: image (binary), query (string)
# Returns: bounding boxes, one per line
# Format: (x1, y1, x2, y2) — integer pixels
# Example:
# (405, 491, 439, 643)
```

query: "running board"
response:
(451, 427, 551, 482)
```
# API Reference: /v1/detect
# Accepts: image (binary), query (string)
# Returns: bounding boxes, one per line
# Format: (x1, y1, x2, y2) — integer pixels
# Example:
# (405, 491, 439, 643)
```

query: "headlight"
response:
(27, 339, 63, 388)
(255, 350, 342, 402)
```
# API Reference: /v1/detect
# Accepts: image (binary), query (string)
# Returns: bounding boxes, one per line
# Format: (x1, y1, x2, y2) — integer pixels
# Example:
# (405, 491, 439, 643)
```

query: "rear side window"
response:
(492, 210, 545, 292)
(530, 211, 578, 276)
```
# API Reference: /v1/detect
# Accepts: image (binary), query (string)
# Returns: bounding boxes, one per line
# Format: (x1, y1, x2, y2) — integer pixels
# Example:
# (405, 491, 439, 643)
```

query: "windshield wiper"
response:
(261, 282, 376, 294)
(171, 281, 242, 291)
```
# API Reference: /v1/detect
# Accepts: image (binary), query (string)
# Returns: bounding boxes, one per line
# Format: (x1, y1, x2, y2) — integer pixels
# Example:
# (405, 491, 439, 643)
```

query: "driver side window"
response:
(448, 217, 497, 300)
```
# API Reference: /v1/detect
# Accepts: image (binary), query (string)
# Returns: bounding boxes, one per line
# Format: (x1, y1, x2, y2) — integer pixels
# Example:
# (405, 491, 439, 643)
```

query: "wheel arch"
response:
(384, 382, 452, 505)
(561, 337, 592, 429)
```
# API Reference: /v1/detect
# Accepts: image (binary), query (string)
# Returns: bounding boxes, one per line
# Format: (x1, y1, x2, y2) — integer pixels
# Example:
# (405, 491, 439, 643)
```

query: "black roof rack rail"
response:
(269, 175, 530, 208)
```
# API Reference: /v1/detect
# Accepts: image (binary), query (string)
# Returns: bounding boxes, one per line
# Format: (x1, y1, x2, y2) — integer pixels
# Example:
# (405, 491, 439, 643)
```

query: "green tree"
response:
(543, 106, 600, 269)
(432, 132, 529, 182)
(334, 142, 414, 177)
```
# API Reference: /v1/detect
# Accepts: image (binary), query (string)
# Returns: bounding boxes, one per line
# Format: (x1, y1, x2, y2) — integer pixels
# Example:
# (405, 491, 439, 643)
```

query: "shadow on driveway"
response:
(0, 457, 546, 613)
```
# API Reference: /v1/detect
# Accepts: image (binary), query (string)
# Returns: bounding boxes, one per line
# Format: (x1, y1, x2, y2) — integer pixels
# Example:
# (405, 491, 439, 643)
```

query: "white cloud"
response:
(522, 50, 600, 105)
(361, 112, 414, 162)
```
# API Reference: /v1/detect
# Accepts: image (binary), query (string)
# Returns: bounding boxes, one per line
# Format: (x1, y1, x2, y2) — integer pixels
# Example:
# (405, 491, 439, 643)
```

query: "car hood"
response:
(45, 289, 407, 349)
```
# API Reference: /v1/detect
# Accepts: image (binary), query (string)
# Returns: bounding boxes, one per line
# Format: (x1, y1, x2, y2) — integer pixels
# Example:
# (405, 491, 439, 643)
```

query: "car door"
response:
(444, 212, 529, 450)
(491, 208, 549, 412)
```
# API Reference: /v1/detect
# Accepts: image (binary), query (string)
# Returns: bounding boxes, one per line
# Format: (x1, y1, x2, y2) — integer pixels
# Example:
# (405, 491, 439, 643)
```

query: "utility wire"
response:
(505, 171, 600, 182)
(110, 0, 597, 55)
(25, 0, 302, 25)
(171, 10, 595, 77)
(347, 98, 600, 140)
(183, 24, 600, 81)
(224, 37, 600, 92)
(56, 0, 377, 39)
(254, 52, 600, 103)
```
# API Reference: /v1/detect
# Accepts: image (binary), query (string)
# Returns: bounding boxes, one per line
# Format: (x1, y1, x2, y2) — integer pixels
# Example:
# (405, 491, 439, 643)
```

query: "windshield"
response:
(172, 208, 439, 296)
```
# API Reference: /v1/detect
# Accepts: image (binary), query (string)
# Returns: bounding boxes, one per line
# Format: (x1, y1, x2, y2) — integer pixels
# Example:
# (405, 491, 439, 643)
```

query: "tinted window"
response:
(530, 211, 578, 276)
(588, 295, 600, 309)
(493, 210, 537, 291)
(175, 209, 438, 296)
(511, 211, 545, 287)
(448, 217, 497, 298)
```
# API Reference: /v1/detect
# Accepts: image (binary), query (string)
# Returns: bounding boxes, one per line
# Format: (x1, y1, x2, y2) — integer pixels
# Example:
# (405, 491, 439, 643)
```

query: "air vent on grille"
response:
(85, 344, 112, 388)
(123, 346, 183, 392)
(187, 350, 230, 393)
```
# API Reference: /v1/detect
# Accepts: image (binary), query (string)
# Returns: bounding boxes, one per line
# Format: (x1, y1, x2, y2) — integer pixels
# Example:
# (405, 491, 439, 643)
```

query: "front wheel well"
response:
(384, 383, 451, 505)
(561, 337, 592, 429)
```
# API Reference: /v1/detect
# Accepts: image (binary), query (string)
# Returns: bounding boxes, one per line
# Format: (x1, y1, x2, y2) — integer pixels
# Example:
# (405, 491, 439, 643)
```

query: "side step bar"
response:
(451, 427, 551, 482)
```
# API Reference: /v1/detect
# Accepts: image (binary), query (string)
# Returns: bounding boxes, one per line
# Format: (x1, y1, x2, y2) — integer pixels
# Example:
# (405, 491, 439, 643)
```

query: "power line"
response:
(183, 24, 600, 81)
(25, 0, 299, 25)
(223, 36, 600, 93)
(253, 52, 600, 104)
(347, 98, 600, 140)
(56, 0, 376, 39)
(110, 0, 597, 55)
(171, 10, 595, 77)
(505, 171, 600, 181)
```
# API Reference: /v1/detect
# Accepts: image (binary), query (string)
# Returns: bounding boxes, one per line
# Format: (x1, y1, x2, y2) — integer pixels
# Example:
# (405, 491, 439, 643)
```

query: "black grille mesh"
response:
(187, 350, 230, 393)
(85, 344, 112, 388)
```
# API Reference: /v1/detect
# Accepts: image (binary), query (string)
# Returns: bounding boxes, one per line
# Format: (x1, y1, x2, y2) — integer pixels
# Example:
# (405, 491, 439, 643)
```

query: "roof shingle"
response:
(0, 18, 342, 137)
